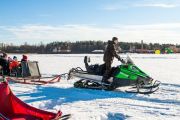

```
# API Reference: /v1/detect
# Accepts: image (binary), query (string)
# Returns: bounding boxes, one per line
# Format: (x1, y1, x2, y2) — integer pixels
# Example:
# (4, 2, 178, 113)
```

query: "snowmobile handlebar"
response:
(119, 58, 126, 64)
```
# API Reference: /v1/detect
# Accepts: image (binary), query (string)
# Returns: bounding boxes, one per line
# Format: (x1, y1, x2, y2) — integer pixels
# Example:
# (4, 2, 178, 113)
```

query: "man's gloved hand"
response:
(120, 59, 126, 64)
(118, 57, 126, 64)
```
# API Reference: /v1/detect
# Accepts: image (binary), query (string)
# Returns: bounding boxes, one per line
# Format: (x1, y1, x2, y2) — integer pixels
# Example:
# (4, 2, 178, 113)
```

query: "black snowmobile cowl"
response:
(68, 56, 160, 94)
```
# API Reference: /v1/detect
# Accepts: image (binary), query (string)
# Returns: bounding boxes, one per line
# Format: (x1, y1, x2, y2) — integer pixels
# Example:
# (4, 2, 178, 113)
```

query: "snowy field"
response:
(9, 54, 180, 120)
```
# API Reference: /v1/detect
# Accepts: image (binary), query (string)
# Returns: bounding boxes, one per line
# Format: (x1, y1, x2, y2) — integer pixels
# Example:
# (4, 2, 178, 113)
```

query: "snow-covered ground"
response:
(9, 54, 180, 120)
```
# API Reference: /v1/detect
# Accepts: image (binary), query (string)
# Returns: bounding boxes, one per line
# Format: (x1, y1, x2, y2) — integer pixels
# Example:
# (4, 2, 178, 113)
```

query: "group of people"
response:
(0, 53, 28, 75)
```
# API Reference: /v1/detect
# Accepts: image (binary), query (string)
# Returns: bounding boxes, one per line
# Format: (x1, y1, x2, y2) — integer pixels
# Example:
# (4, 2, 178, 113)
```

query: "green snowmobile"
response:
(68, 56, 160, 94)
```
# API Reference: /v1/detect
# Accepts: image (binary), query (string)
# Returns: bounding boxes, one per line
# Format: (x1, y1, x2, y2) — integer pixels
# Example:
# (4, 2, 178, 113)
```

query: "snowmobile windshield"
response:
(126, 56, 134, 64)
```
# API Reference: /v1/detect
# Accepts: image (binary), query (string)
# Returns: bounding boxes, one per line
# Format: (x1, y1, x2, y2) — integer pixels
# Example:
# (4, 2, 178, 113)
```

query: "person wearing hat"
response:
(9, 56, 20, 71)
(21, 55, 28, 62)
(102, 37, 125, 84)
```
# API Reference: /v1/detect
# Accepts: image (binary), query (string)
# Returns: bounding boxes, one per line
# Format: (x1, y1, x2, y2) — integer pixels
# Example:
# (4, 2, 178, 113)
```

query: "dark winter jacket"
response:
(0, 57, 10, 75)
(103, 40, 122, 63)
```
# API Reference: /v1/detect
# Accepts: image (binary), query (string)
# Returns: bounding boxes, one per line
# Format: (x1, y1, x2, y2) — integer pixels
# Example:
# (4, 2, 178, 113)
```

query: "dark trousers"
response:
(102, 61, 112, 82)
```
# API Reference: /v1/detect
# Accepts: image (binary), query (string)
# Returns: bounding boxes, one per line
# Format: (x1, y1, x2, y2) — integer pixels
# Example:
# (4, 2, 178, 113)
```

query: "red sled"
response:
(0, 82, 62, 120)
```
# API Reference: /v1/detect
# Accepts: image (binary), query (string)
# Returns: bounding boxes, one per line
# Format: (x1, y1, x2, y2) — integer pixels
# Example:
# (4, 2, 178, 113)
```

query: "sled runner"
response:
(0, 81, 62, 120)
(1, 61, 63, 85)
(68, 56, 160, 94)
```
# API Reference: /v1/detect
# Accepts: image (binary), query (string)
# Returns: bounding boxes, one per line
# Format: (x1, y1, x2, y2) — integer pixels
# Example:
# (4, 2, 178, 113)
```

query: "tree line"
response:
(1, 41, 179, 54)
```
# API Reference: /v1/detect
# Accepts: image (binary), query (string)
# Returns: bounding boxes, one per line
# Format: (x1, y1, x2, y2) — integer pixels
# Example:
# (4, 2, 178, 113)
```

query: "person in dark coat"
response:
(102, 37, 125, 84)
(0, 52, 10, 75)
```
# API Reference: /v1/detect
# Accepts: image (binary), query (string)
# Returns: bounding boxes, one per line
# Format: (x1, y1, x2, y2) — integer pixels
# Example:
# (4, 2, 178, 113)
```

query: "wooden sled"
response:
(1, 61, 63, 85)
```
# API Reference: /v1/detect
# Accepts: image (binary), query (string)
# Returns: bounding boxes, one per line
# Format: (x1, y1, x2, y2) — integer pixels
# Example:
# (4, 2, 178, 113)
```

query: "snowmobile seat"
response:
(84, 56, 106, 75)
(0, 81, 62, 120)
(97, 64, 106, 75)
(85, 63, 106, 75)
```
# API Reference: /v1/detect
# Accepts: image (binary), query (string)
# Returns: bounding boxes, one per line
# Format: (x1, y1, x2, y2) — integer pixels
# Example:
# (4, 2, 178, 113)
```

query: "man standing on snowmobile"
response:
(102, 37, 125, 84)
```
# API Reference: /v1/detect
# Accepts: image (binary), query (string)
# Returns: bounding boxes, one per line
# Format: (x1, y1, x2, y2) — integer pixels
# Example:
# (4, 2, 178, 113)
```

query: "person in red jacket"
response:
(9, 56, 20, 70)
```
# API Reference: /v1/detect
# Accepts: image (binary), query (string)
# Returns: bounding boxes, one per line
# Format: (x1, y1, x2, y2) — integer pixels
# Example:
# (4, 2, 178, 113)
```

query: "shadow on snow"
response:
(16, 83, 180, 108)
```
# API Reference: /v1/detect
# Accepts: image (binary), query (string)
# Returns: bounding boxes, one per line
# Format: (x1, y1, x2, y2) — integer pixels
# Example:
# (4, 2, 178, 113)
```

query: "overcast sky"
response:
(0, 0, 180, 45)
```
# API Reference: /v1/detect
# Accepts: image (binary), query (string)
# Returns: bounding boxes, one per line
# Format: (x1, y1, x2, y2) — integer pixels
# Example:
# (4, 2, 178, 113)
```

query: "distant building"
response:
(91, 50, 104, 53)
(59, 49, 71, 53)
(129, 44, 136, 53)
(52, 47, 71, 53)
(177, 48, 180, 53)
(0, 43, 5, 50)
(141, 40, 144, 50)
(0, 43, 4, 48)
(52, 47, 60, 53)
(135, 49, 154, 53)
(132, 40, 154, 53)
(169, 45, 180, 53)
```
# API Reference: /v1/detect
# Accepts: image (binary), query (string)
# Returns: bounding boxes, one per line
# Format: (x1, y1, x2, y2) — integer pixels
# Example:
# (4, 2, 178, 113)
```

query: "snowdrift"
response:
(0, 82, 62, 120)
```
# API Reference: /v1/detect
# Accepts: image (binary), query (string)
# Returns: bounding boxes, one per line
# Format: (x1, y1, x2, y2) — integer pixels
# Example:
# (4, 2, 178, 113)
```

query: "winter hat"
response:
(23, 55, 27, 60)
(8, 57, 13, 62)
(112, 37, 118, 41)
(13, 56, 17, 59)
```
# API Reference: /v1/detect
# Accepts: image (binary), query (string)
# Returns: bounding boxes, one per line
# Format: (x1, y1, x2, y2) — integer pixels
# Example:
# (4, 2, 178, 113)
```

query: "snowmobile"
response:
(68, 56, 160, 94)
